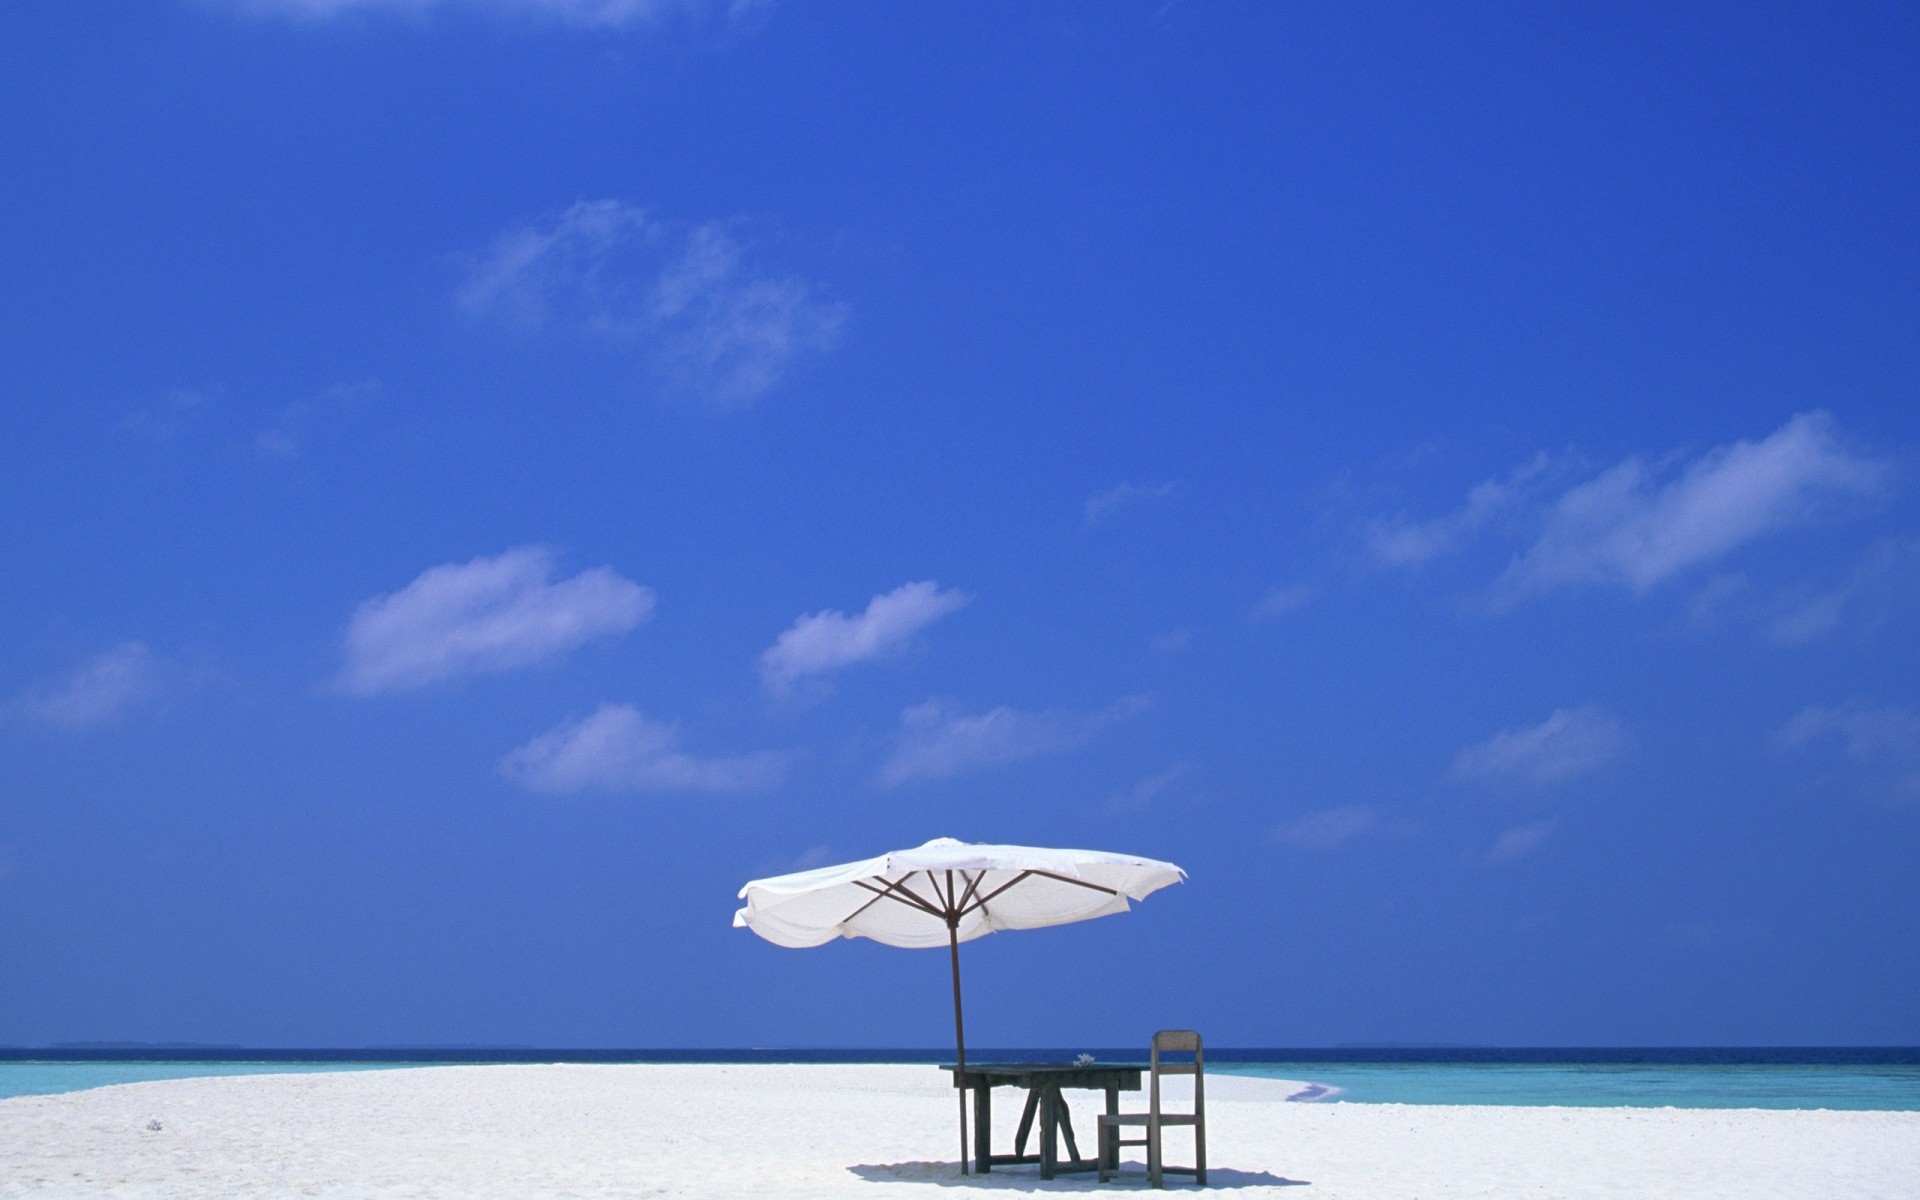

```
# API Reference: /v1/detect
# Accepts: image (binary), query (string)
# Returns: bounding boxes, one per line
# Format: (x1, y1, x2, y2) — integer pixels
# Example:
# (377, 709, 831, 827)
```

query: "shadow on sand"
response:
(848, 1162, 1308, 1191)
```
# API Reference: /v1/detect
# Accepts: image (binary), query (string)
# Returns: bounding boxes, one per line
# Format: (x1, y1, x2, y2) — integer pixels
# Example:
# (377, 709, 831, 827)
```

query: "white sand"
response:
(3, 1064, 1916, 1198)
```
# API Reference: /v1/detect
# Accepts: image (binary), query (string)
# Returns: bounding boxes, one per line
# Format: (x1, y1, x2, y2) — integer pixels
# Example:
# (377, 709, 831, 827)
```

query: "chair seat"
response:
(1099, 1113, 1199, 1126)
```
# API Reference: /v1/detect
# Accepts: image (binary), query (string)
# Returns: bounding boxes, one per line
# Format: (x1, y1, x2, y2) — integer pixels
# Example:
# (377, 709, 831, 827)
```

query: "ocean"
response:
(3, 1048, 1915, 1110)
(1215, 1060, 1920, 1110)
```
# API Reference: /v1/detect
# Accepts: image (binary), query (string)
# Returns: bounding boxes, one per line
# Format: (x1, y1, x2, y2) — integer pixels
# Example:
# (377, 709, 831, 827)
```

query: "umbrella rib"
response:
(937, 869, 975, 916)
(852, 877, 947, 919)
(839, 885, 898, 925)
(954, 867, 1124, 929)
(1027, 868, 1122, 896)
(958, 869, 1033, 918)
(956, 870, 985, 914)
(878, 876, 947, 916)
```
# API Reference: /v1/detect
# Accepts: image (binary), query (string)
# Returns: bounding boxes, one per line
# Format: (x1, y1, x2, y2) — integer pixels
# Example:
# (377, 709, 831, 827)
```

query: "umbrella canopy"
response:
(734, 837, 1186, 1173)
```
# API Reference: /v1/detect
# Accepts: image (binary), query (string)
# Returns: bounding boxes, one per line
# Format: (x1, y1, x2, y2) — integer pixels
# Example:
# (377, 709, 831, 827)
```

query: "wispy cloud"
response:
(1272, 804, 1414, 850)
(1367, 453, 1557, 568)
(1500, 413, 1883, 596)
(878, 695, 1149, 786)
(1481, 819, 1557, 865)
(1084, 482, 1173, 527)
(12, 642, 167, 731)
(759, 581, 969, 696)
(117, 388, 211, 443)
(1250, 583, 1316, 621)
(253, 379, 380, 460)
(787, 844, 836, 871)
(1451, 705, 1629, 788)
(1105, 764, 1190, 813)
(117, 381, 380, 459)
(1768, 541, 1920, 645)
(1776, 699, 1920, 803)
(458, 200, 845, 406)
(211, 0, 763, 28)
(502, 703, 782, 793)
(1151, 628, 1192, 654)
(339, 546, 652, 695)
(1368, 415, 1885, 599)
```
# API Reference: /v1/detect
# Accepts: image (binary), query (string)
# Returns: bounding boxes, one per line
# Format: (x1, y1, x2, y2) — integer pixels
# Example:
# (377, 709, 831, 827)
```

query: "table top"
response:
(943, 1062, 1144, 1089)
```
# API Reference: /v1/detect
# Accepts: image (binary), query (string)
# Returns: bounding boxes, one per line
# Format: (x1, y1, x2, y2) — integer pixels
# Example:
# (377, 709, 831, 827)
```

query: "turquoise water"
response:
(0, 1061, 417, 1101)
(1216, 1062, 1920, 1110)
(5, 1056, 1917, 1110)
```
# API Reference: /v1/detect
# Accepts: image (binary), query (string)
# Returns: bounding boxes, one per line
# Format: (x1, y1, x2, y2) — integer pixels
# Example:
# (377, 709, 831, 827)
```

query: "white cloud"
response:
(759, 581, 969, 695)
(1482, 819, 1557, 865)
(339, 546, 652, 695)
(1768, 541, 1920, 645)
(14, 642, 165, 730)
(253, 420, 301, 459)
(459, 199, 655, 329)
(118, 380, 379, 459)
(788, 844, 835, 871)
(1768, 590, 1855, 646)
(1685, 542, 1920, 644)
(254, 379, 380, 460)
(1367, 415, 1885, 599)
(502, 703, 782, 793)
(1368, 452, 1556, 568)
(1085, 482, 1174, 527)
(117, 388, 210, 442)
(1684, 571, 1752, 629)
(213, 0, 759, 28)
(878, 695, 1148, 786)
(1151, 628, 1192, 654)
(1271, 804, 1409, 850)
(1777, 699, 1920, 803)
(1250, 583, 1316, 620)
(458, 200, 845, 406)
(1105, 764, 1189, 813)
(1451, 705, 1629, 787)
(1499, 412, 1883, 596)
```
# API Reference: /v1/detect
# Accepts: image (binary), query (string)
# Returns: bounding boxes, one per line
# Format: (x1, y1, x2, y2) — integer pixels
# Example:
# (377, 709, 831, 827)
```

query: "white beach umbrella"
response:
(733, 837, 1186, 1174)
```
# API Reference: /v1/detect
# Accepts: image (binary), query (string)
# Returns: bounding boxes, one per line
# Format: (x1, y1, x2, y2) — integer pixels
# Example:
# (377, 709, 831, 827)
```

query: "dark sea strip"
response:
(4, 1046, 1917, 1065)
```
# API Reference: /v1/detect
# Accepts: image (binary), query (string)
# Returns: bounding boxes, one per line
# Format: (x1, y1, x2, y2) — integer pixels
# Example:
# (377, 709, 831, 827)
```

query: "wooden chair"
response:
(1098, 1030, 1207, 1187)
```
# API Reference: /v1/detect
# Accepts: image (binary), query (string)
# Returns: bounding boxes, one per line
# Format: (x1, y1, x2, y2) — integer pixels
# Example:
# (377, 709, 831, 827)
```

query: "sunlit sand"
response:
(4, 1064, 1917, 1197)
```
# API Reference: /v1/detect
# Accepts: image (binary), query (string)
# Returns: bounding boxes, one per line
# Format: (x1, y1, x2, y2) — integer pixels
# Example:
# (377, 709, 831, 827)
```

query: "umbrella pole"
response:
(949, 911, 968, 1175)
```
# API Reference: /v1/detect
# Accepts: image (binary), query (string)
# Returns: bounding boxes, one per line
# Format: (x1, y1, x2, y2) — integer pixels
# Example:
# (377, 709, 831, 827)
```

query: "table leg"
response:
(973, 1084, 991, 1172)
(1039, 1086, 1058, 1179)
(1103, 1083, 1120, 1171)
(1014, 1087, 1040, 1157)
(1058, 1094, 1081, 1164)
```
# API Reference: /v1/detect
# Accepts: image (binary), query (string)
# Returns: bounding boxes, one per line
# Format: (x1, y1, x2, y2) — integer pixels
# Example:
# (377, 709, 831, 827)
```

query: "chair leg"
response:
(1097, 1121, 1111, 1182)
(1194, 1113, 1206, 1187)
(1147, 1117, 1162, 1189)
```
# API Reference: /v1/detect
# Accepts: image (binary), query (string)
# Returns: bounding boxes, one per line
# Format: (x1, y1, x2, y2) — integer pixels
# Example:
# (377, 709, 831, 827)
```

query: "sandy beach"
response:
(2, 1064, 1916, 1198)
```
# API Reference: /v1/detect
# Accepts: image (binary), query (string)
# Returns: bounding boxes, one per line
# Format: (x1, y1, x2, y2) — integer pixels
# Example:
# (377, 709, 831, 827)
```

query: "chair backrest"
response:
(1148, 1029, 1204, 1117)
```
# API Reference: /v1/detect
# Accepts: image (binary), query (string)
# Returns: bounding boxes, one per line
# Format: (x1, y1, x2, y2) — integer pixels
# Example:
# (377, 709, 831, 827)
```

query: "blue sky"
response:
(2, 0, 1916, 1049)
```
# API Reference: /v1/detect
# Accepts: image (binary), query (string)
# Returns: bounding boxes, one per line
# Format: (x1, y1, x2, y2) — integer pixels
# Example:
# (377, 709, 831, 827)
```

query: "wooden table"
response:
(945, 1063, 1144, 1178)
